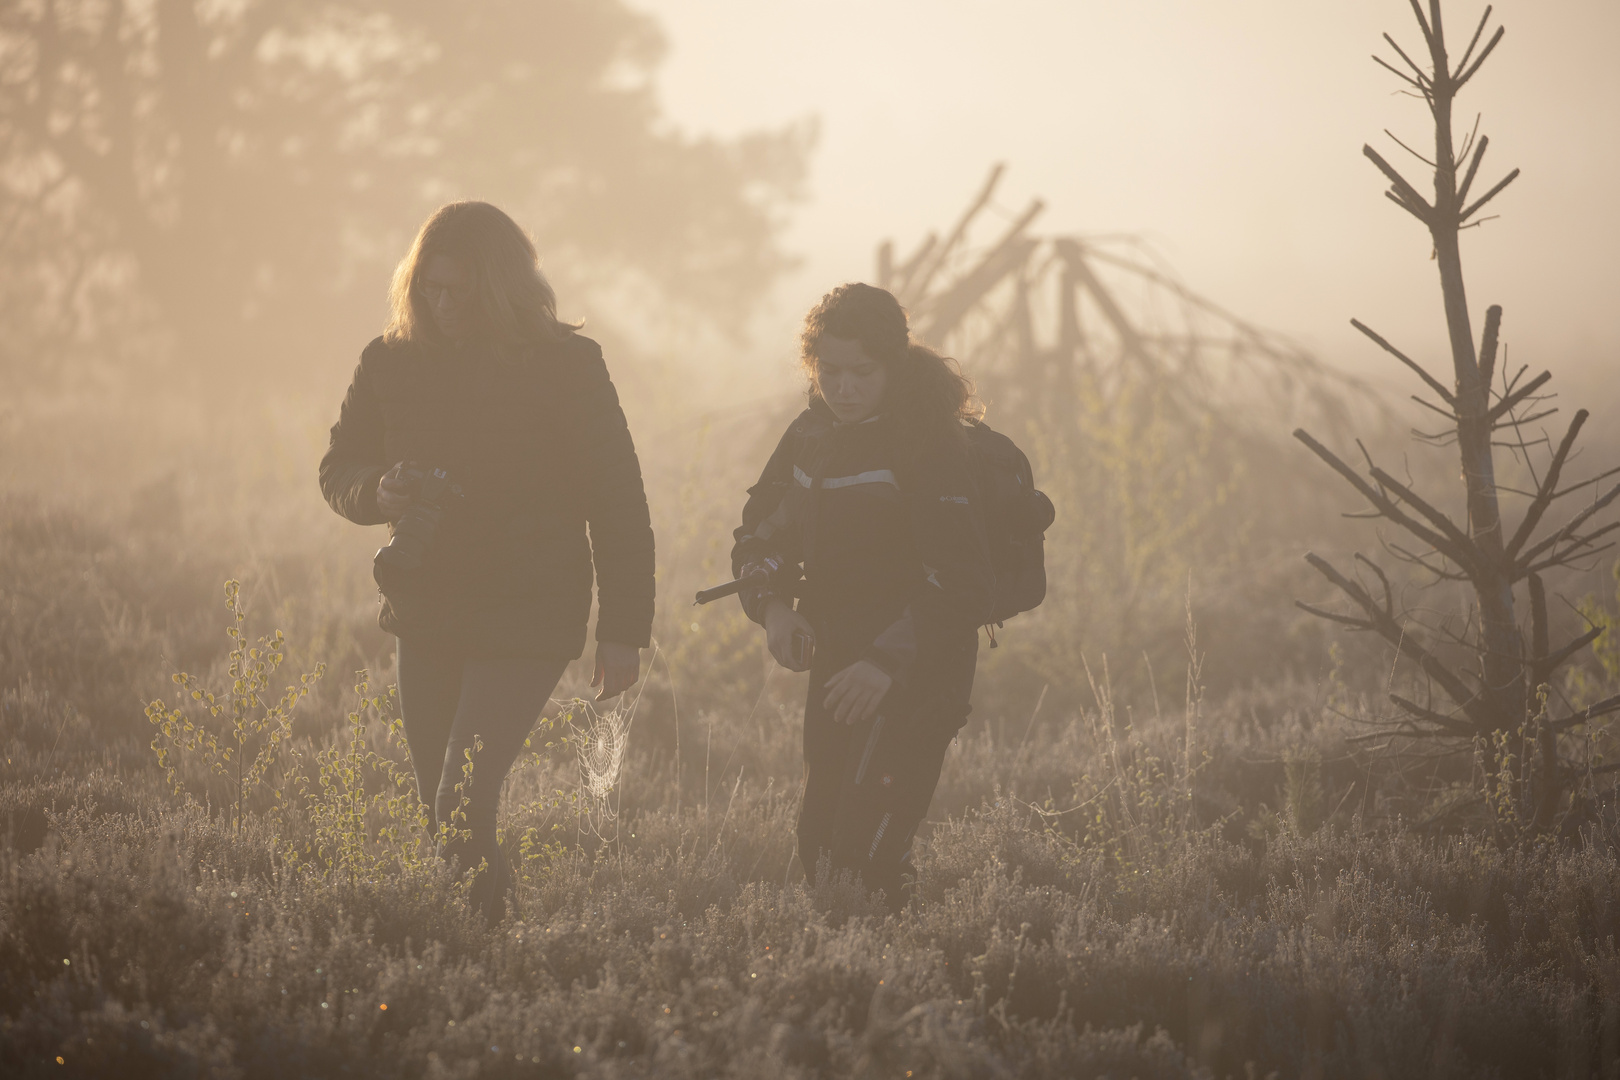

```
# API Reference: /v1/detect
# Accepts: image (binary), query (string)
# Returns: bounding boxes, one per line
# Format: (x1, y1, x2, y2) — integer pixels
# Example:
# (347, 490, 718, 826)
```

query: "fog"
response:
(12, 5, 1620, 1071)
(5, 1, 1613, 404)
(640, 0, 1620, 388)
(4, 0, 1613, 678)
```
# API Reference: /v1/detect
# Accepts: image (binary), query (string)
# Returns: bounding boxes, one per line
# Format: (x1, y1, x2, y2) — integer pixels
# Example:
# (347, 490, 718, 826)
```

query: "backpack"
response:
(965, 420, 1055, 640)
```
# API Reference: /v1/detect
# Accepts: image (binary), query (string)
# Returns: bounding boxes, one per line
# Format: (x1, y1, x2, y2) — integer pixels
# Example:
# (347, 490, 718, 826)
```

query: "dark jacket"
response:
(320, 332, 655, 657)
(731, 402, 995, 723)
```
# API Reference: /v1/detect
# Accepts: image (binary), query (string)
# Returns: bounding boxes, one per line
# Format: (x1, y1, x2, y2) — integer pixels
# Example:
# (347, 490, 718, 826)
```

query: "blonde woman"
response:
(320, 201, 654, 919)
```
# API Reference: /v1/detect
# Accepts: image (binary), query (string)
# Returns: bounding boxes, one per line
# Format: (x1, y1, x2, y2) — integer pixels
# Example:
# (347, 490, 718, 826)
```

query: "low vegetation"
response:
(6, 1, 1620, 1075)
(6, 478, 1620, 1079)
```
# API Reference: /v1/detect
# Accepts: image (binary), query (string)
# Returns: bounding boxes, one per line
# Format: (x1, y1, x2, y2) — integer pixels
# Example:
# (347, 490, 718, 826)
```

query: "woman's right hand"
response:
(762, 599, 815, 672)
(376, 462, 415, 521)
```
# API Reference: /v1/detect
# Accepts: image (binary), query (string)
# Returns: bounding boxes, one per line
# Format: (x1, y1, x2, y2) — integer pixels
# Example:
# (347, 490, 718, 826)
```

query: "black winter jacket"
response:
(731, 402, 995, 723)
(320, 332, 655, 657)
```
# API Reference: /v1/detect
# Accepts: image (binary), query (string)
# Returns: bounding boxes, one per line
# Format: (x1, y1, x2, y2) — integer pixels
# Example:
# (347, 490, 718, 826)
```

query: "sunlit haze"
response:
(12, 3, 1620, 1071)
(636, 0, 1620, 387)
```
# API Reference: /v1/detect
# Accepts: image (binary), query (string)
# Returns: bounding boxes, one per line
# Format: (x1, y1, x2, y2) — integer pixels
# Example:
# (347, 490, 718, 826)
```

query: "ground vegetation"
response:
(6, 2, 1620, 1077)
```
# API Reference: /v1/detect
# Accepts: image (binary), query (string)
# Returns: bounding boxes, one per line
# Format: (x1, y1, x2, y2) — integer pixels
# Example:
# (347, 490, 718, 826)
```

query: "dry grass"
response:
(5, 391, 1620, 1079)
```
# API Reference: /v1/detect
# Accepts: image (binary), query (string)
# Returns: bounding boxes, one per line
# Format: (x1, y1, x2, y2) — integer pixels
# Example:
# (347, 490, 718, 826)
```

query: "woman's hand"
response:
(592, 641, 641, 701)
(376, 462, 415, 521)
(823, 660, 892, 725)
(763, 599, 815, 672)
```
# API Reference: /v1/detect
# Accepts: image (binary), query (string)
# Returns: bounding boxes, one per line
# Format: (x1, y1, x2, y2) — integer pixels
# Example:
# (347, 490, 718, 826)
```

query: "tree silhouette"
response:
(0, 0, 811, 385)
(1295, 0, 1620, 834)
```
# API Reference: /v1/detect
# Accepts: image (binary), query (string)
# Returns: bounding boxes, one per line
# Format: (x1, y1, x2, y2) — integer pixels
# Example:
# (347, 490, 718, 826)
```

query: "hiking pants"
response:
(396, 636, 568, 920)
(797, 685, 958, 912)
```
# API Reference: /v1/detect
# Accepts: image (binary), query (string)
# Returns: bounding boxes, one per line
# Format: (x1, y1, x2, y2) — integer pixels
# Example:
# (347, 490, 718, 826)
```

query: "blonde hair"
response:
(384, 201, 578, 346)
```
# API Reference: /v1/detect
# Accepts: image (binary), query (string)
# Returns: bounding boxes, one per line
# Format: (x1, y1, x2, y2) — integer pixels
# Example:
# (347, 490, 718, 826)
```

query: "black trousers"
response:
(797, 666, 967, 912)
(396, 636, 568, 920)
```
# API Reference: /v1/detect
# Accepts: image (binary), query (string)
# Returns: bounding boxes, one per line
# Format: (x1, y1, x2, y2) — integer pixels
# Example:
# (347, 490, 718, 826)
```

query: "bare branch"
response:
(1461, 167, 1520, 223)
(890, 232, 938, 298)
(1455, 25, 1506, 89)
(1294, 429, 1475, 568)
(1407, 0, 1435, 47)
(1357, 439, 1381, 476)
(1494, 408, 1557, 431)
(1505, 409, 1588, 559)
(1500, 361, 1528, 396)
(1384, 191, 1431, 223)
(1382, 32, 1431, 85)
(1553, 464, 1620, 501)
(1301, 551, 1483, 719)
(1384, 128, 1437, 166)
(1387, 542, 1470, 581)
(1457, 134, 1489, 206)
(1489, 370, 1552, 422)
(1522, 527, 1620, 578)
(1457, 112, 1483, 163)
(1303, 555, 1386, 624)
(1364, 145, 1434, 221)
(1389, 693, 1476, 736)
(1367, 464, 1475, 559)
(1477, 304, 1502, 392)
(1517, 482, 1620, 569)
(1355, 552, 1395, 616)
(1548, 693, 1620, 732)
(1373, 53, 1426, 91)
(1411, 395, 1458, 422)
(1453, 5, 1494, 79)
(1351, 318, 1454, 404)
(906, 163, 1004, 302)
(1295, 600, 1373, 629)
(1412, 428, 1460, 447)
(1544, 625, 1604, 674)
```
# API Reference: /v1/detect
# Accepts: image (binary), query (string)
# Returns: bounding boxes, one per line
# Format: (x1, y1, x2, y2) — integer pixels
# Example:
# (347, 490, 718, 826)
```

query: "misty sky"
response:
(631, 0, 1619, 391)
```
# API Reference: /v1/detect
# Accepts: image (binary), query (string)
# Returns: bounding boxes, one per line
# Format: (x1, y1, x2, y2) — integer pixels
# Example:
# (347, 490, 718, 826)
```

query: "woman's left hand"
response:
(592, 642, 641, 701)
(823, 660, 893, 725)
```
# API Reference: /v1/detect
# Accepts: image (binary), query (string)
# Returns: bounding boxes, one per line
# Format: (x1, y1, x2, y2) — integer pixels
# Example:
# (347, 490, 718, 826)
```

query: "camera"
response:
(789, 627, 814, 669)
(373, 463, 464, 596)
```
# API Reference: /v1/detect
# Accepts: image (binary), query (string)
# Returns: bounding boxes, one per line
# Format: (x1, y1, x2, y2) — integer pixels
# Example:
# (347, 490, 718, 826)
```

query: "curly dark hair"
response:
(799, 283, 981, 447)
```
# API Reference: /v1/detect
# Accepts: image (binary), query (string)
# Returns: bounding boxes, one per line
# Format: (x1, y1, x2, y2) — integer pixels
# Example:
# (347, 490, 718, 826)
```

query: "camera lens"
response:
(374, 467, 460, 597)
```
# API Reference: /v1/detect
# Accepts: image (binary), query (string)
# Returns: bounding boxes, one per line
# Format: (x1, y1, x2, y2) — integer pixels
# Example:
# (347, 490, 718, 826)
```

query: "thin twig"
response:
(1457, 134, 1489, 205)
(1505, 409, 1588, 559)
(1455, 25, 1505, 89)
(1351, 318, 1454, 404)
(1453, 5, 1494, 80)
(1385, 127, 1436, 166)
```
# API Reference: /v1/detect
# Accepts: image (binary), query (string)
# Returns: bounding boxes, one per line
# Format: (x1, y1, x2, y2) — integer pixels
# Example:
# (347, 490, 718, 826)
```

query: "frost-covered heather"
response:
(5, 402, 1620, 1078)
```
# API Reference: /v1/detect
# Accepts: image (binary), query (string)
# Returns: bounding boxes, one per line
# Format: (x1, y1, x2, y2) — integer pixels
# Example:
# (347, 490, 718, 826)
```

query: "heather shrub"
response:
(8, 400, 1620, 1078)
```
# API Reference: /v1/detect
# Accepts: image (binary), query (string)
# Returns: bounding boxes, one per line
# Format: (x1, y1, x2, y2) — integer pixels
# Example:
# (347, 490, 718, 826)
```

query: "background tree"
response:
(0, 0, 811, 388)
(1295, 0, 1620, 834)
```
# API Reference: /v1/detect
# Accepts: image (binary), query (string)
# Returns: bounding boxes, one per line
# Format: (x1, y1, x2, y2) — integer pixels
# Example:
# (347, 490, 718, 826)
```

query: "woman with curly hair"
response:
(731, 282, 995, 911)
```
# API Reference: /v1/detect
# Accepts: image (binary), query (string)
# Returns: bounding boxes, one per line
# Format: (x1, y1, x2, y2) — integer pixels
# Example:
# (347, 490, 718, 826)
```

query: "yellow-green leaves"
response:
(146, 579, 323, 831)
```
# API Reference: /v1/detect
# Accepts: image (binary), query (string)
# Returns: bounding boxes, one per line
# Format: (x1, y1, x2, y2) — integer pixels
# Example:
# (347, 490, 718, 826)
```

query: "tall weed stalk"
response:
(144, 580, 324, 833)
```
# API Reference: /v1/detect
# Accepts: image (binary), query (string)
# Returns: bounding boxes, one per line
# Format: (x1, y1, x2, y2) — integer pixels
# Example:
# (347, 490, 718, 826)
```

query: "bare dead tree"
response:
(871, 166, 1395, 700)
(1295, 1, 1619, 832)
(877, 165, 1380, 445)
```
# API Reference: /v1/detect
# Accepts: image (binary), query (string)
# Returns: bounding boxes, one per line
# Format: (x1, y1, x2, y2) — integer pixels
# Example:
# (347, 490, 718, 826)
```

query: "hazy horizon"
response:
(634, 0, 1620, 393)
